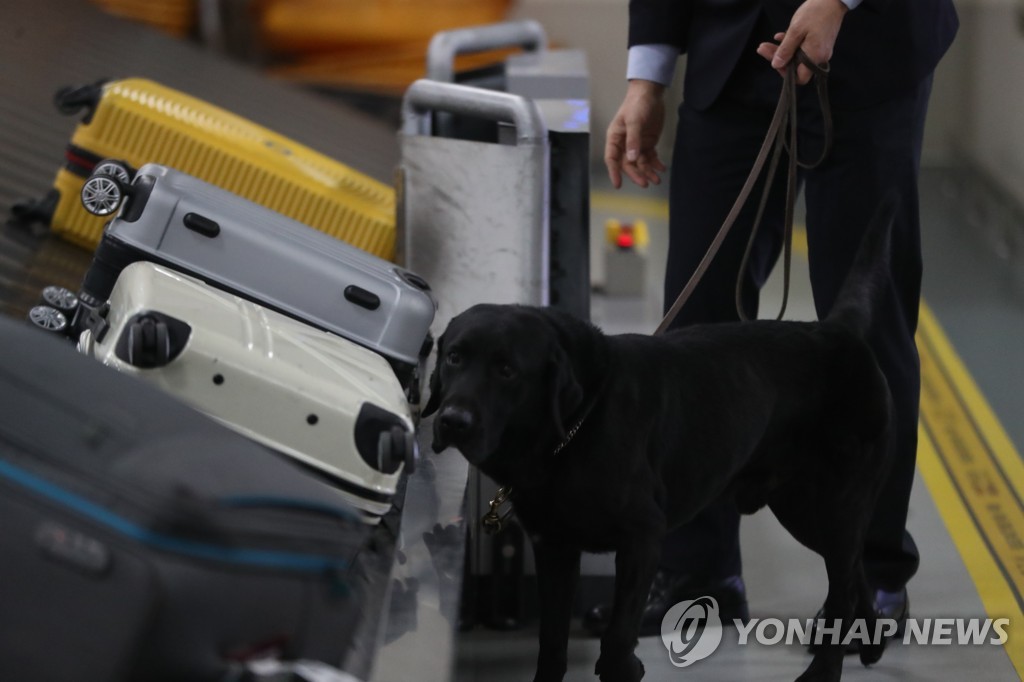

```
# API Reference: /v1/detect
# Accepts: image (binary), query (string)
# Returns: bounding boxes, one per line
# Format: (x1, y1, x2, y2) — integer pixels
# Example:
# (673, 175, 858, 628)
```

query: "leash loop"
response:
(655, 49, 832, 334)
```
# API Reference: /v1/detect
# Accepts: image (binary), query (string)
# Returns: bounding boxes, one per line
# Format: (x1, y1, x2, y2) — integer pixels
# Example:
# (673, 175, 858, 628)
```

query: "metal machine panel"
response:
(397, 79, 550, 333)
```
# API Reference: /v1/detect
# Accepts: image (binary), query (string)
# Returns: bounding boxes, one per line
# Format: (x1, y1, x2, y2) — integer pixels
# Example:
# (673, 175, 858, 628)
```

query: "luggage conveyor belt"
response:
(0, 2, 470, 681)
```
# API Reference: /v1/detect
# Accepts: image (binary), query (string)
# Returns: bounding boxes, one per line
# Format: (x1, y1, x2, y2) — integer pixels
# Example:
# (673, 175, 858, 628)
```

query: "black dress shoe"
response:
(582, 570, 750, 637)
(875, 587, 910, 625)
(809, 587, 909, 653)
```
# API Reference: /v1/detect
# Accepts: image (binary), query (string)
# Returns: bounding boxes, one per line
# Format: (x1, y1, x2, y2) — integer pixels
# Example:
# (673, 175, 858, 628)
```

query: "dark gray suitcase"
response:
(76, 162, 436, 390)
(0, 314, 369, 682)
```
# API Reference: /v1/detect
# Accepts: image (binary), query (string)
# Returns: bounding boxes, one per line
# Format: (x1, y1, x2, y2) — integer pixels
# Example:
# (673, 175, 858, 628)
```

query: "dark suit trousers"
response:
(659, 51, 932, 591)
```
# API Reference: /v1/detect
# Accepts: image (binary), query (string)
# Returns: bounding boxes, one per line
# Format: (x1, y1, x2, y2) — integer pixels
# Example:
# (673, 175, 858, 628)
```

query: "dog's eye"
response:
(446, 351, 462, 366)
(497, 363, 516, 380)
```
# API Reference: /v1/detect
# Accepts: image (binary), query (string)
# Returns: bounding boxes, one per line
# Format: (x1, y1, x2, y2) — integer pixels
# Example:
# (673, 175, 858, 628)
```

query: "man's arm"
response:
(628, 0, 691, 50)
(605, 42, 681, 189)
(605, 1, 690, 189)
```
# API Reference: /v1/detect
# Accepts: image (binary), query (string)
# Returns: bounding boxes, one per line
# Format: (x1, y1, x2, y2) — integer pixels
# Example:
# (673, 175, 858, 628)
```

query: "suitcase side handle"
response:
(426, 19, 548, 83)
(401, 79, 545, 145)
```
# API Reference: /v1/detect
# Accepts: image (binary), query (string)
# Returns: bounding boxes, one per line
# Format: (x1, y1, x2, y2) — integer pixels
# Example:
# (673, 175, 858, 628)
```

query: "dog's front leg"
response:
(595, 535, 661, 682)
(532, 535, 581, 682)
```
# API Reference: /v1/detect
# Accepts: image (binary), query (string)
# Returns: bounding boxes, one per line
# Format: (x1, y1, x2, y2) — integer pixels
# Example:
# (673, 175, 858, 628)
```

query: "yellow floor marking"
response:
(590, 191, 669, 221)
(917, 304, 1024, 677)
(791, 227, 808, 256)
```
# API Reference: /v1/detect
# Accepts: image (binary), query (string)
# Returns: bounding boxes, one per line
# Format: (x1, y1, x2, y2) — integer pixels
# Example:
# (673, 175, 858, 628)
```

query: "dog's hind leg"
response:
(770, 489, 868, 682)
(595, 532, 662, 682)
(797, 552, 858, 682)
(532, 538, 581, 682)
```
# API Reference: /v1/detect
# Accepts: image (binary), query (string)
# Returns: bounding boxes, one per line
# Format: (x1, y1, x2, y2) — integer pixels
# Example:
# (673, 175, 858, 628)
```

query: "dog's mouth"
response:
(430, 404, 491, 463)
(431, 429, 486, 462)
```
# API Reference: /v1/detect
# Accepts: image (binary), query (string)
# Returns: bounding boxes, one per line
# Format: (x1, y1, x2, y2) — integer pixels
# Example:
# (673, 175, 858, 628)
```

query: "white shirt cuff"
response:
(626, 44, 680, 86)
(840, 0, 863, 9)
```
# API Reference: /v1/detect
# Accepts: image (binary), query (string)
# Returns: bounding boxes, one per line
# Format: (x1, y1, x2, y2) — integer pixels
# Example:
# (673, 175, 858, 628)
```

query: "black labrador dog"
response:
(423, 198, 898, 682)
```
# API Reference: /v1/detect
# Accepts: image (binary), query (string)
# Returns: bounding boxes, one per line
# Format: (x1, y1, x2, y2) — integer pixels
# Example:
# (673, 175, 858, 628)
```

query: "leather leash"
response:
(480, 51, 833, 535)
(655, 49, 832, 335)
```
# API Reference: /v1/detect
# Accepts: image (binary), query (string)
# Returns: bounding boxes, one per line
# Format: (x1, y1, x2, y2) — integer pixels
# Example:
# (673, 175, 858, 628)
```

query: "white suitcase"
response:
(78, 261, 417, 521)
(76, 162, 436, 395)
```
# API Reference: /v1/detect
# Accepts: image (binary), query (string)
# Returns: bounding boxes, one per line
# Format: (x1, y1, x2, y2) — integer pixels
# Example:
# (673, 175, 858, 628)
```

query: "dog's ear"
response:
(548, 343, 583, 440)
(421, 331, 445, 417)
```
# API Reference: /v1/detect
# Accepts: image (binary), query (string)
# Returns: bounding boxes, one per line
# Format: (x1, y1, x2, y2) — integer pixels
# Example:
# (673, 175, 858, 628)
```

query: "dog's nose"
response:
(439, 405, 475, 434)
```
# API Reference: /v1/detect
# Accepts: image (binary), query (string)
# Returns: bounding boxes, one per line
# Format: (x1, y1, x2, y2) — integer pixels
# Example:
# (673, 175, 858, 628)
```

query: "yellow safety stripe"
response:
(917, 304, 1024, 676)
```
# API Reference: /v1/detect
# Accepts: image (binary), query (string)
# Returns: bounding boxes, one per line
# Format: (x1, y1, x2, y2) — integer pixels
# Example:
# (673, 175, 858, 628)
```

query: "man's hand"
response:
(756, 0, 848, 84)
(604, 79, 667, 189)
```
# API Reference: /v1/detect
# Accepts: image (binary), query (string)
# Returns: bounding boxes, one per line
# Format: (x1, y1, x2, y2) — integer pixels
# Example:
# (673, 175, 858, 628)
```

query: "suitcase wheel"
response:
(127, 316, 171, 369)
(397, 269, 432, 292)
(80, 174, 125, 217)
(39, 285, 79, 317)
(378, 426, 417, 475)
(402, 429, 418, 473)
(92, 159, 134, 185)
(27, 305, 69, 335)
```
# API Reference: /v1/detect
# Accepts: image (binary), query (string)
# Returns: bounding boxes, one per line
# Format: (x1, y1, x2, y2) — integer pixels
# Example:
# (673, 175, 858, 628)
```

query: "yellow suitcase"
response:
(40, 78, 396, 258)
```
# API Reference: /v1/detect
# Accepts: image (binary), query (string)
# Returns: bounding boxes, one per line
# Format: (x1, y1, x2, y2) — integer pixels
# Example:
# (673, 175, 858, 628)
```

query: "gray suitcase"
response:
(76, 163, 436, 391)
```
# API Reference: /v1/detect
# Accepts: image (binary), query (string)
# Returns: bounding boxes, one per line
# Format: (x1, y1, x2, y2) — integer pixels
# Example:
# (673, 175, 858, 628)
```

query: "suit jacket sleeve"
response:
(860, 0, 891, 11)
(628, 0, 692, 51)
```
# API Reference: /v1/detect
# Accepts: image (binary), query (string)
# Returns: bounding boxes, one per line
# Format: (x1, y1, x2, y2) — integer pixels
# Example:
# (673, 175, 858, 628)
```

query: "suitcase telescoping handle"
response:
(401, 79, 546, 145)
(426, 19, 548, 83)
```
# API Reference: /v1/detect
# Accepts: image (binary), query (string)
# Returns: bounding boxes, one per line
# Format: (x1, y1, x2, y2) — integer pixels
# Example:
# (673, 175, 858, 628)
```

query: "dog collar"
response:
(480, 411, 588, 535)
(551, 371, 608, 457)
(552, 412, 588, 456)
(481, 406, 594, 534)
(480, 371, 608, 534)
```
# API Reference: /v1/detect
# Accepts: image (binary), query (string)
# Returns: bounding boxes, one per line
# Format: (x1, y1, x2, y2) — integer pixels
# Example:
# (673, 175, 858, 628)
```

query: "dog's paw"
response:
(858, 638, 886, 666)
(594, 653, 645, 682)
(533, 657, 567, 682)
(795, 656, 842, 682)
(795, 670, 840, 682)
(532, 673, 565, 682)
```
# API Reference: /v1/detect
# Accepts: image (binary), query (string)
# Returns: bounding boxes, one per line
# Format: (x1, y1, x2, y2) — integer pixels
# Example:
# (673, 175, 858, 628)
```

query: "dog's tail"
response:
(824, 193, 899, 338)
